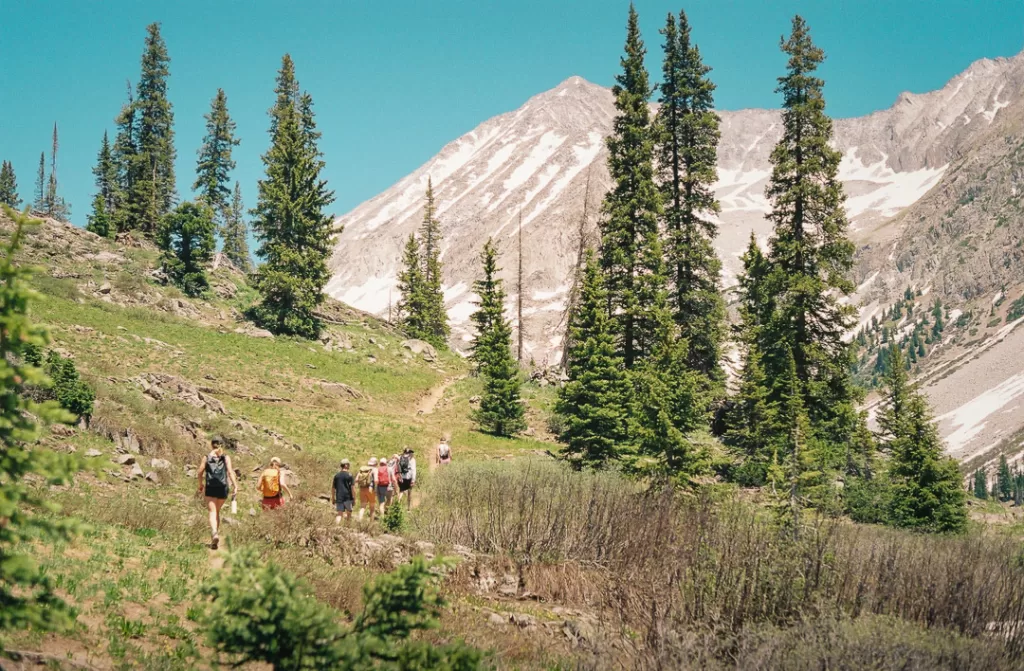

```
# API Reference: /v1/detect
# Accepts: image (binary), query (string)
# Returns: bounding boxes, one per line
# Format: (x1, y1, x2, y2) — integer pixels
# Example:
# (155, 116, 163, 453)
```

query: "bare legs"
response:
(206, 496, 226, 548)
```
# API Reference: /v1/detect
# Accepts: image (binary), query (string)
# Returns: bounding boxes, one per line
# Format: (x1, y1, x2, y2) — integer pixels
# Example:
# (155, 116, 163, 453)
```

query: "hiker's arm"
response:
(330, 477, 335, 504)
(281, 473, 292, 500)
(225, 456, 238, 494)
(196, 456, 206, 493)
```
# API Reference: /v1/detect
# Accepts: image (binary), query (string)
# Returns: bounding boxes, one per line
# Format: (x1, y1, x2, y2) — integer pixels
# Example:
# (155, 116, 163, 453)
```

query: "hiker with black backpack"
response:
(397, 448, 417, 510)
(197, 436, 237, 550)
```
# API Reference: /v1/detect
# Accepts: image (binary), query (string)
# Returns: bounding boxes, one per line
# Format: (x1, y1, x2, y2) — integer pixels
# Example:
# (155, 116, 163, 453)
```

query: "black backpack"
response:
(206, 454, 228, 489)
(399, 454, 411, 478)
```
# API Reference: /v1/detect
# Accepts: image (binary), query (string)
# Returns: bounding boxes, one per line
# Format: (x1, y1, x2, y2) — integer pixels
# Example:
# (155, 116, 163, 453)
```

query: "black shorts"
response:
(399, 479, 413, 492)
(205, 484, 228, 499)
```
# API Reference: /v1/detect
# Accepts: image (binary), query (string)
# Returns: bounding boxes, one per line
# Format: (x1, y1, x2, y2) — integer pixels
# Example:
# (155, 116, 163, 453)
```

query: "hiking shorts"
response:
(261, 495, 283, 510)
(335, 499, 353, 512)
(359, 487, 375, 507)
(399, 479, 413, 493)
(205, 484, 228, 500)
(376, 485, 390, 504)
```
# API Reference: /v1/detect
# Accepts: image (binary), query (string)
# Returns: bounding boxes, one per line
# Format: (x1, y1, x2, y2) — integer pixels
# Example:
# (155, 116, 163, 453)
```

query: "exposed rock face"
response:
(328, 52, 1024, 364)
(133, 373, 226, 415)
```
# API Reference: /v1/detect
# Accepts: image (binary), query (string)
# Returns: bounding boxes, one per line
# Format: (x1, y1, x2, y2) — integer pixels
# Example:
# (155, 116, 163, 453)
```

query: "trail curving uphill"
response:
(415, 375, 465, 416)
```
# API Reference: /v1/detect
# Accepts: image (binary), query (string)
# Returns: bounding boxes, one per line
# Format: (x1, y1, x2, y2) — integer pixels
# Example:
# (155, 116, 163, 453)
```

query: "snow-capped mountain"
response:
(327, 51, 1024, 366)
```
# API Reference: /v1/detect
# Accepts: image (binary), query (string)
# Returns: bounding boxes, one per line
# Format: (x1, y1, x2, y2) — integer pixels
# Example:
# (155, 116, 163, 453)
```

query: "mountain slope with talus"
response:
(328, 52, 1024, 368)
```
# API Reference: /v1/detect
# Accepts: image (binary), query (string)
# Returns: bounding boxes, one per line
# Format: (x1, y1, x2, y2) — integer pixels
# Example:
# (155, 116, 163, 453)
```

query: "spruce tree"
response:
(470, 239, 525, 437)
(397, 233, 430, 339)
(879, 346, 967, 533)
(973, 468, 987, 499)
(0, 162, 19, 208)
(131, 23, 177, 233)
(656, 9, 726, 391)
(33, 153, 45, 212)
(44, 123, 70, 220)
(556, 250, 632, 468)
(112, 85, 138, 232)
(600, 5, 667, 368)
(221, 182, 252, 273)
(760, 16, 862, 469)
(418, 178, 449, 346)
(88, 132, 119, 238)
(86, 194, 113, 238)
(998, 454, 1012, 502)
(726, 343, 776, 485)
(158, 201, 216, 297)
(250, 55, 336, 339)
(194, 88, 239, 220)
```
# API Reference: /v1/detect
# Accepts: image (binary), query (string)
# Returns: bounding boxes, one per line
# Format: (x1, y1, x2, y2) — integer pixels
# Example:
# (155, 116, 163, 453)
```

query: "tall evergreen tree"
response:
(998, 454, 1012, 502)
(416, 178, 449, 346)
(131, 23, 177, 233)
(470, 239, 525, 437)
(86, 194, 113, 238)
(600, 5, 667, 369)
(878, 346, 967, 533)
(760, 16, 862, 468)
(725, 343, 776, 485)
(397, 233, 430, 338)
(0, 161, 19, 208)
(973, 468, 988, 499)
(44, 123, 63, 219)
(656, 9, 726, 390)
(158, 201, 216, 297)
(112, 85, 138, 232)
(88, 132, 119, 238)
(250, 55, 336, 339)
(220, 182, 252, 273)
(194, 88, 239, 220)
(556, 250, 632, 468)
(33, 153, 45, 212)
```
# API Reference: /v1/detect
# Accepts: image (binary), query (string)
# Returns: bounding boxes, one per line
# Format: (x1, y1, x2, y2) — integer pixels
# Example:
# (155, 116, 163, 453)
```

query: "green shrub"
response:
(843, 476, 892, 525)
(1007, 296, 1024, 322)
(381, 501, 406, 533)
(45, 350, 95, 421)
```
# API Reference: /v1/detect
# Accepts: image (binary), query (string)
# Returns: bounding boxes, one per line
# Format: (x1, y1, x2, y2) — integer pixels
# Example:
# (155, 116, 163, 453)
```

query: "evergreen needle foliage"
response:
(199, 548, 480, 670)
(397, 179, 449, 346)
(159, 201, 216, 297)
(221, 182, 253, 273)
(0, 205, 80, 645)
(250, 55, 337, 339)
(45, 350, 95, 422)
(656, 9, 726, 394)
(193, 88, 239, 221)
(556, 250, 632, 468)
(470, 239, 525, 437)
(0, 160, 20, 208)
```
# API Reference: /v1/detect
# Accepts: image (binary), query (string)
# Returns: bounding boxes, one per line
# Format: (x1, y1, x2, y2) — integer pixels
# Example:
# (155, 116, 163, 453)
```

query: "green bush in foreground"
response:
(199, 548, 480, 671)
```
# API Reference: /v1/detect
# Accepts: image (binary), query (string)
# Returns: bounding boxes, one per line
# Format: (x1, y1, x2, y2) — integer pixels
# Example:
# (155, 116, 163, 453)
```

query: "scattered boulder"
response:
(114, 428, 142, 454)
(98, 282, 112, 294)
(401, 339, 437, 362)
(469, 395, 482, 405)
(144, 471, 161, 484)
(84, 449, 103, 458)
(133, 373, 226, 414)
(149, 458, 172, 471)
(113, 454, 136, 466)
(317, 381, 363, 399)
(234, 326, 274, 339)
(129, 463, 145, 480)
(488, 612, 507, 626)
(320, 333, 353, 352)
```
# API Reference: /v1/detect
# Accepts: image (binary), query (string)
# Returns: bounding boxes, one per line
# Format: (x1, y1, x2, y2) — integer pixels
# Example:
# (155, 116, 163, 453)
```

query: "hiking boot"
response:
(211, 534, 219, 550)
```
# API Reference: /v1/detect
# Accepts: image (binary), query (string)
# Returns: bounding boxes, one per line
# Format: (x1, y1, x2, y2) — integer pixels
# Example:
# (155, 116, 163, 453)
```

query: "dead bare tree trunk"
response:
(558, 167, 594, 370)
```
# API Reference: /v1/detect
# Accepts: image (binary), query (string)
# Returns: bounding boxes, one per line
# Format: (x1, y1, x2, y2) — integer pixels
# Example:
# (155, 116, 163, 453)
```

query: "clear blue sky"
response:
(1, 1, 1022, 228)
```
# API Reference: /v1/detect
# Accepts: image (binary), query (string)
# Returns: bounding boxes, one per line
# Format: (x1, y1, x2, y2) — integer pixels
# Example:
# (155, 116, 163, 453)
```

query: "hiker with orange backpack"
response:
(257, 457, 291, 510)
(356, 458, 377, 521)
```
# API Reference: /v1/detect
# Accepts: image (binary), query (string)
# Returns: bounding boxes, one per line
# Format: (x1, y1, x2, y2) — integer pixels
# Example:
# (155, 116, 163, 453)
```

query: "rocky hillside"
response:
(328, 51, 1024, 364)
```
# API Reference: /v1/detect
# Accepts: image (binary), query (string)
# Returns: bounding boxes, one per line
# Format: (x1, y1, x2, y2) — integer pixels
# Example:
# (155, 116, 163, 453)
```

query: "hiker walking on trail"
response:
(257, 457, 291, 510)
(436, 436, 452, 467)
(356, 458, 377, 521)
(374, 454, 393, 514)
(331, 459, 355, 525)
(388, 454, 401, 509)
(398, 448, 417, 510)
(197, 436, 237, 550)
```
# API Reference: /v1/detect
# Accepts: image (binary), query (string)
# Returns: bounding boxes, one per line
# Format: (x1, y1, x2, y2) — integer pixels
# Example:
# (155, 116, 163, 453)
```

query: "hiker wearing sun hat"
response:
(373, 455, 392, 514)
(356, 457, 377, 521)
(331, 459, 355, 525)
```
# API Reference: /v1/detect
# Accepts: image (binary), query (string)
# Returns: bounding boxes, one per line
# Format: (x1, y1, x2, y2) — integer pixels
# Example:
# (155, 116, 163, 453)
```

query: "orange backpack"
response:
(260, 468, 281, 497)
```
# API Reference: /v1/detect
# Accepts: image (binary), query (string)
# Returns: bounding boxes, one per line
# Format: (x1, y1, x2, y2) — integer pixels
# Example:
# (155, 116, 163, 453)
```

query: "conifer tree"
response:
(220, 182, 252, 273)
(726, 343, 776, 485)
(656, 9, 726, 390)
(0, 205, 80, 641)
(600, 5, 667, 368)
(470, 239, 525, 437)
(879, 346, 967, 533)
(158, 201, 216, 297)
(973, 468, 988, 499)
(759, 16, 863, 467)
(0, 161, 19, 208)
(33, 153, 45, 212)
(556, 250, 632, 468)
(112, 85, 138, 232)
(88, 132, 119, 238)
(397, 233, 430, 339)
(194, 88, 239, 220)
(131, 23, 177, 233)
(86, 194, 113, 238)
(250, 55, 336, 339)
(44, 123, 70, 220)
(417, 178, 449, 346)
(998, 454, 1012, 501)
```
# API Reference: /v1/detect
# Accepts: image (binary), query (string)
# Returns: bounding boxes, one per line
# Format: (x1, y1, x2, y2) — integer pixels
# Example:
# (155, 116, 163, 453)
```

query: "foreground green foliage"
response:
(250, 54, 336, 339)
(200, 549, 481, 670)
(0, 205, 79, 644)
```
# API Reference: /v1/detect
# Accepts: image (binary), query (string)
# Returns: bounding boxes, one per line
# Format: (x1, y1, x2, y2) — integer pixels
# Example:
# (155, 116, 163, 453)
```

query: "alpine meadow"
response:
(5, 3, 1024, 670)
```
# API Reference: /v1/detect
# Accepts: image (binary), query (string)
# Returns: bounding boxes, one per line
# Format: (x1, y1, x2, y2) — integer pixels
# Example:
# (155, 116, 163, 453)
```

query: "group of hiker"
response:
(196, 435, 454, 548)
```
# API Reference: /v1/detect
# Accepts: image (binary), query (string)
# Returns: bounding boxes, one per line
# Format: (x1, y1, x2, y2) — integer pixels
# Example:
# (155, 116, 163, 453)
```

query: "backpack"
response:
(439, 443, 450, 461)
(206, 454, 228, 489)
(260, 468, 281, 497)
(376, 464, 391, 486)
(356, 467, 372, 488)
(399, 454, 412, 479)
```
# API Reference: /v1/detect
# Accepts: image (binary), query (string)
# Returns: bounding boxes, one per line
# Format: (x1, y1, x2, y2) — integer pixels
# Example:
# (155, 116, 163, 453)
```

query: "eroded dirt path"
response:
(415, 375, 465, 416)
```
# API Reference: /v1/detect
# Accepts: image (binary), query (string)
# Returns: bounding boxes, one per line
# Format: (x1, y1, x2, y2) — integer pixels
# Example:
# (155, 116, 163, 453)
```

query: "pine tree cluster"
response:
(397, 178, 449, 347)
(0, 161, 21, 209)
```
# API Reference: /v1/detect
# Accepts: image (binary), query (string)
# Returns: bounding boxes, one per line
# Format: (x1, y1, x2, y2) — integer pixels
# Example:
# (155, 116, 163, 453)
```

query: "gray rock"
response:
(130, 463, 145, 479)
(488, 612, 507, 626)
(113, 454, 136, 465)
(98, 281, 112, 294)
(149, 458, 172, 471)
(84, 449, 103, 458)
(401, 339, 438, 362)
(144, 471, 160, 484)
